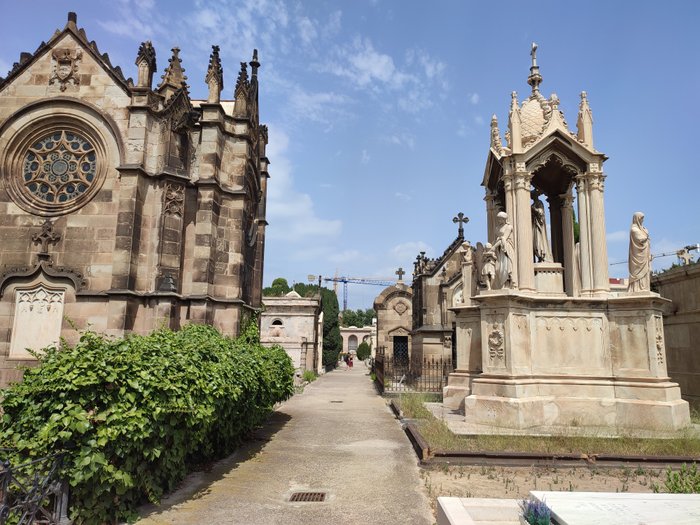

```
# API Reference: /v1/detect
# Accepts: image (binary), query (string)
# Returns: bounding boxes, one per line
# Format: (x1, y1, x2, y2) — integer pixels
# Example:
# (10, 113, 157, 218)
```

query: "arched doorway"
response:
(348, 334, 358, 354)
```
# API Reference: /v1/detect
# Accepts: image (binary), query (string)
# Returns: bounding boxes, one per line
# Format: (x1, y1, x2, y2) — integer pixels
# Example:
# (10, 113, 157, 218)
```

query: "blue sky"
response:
(2, 1, 699, 309)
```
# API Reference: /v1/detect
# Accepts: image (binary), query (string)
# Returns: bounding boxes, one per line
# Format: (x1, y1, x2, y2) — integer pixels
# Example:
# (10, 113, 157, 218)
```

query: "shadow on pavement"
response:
(136, 410, 292, 518)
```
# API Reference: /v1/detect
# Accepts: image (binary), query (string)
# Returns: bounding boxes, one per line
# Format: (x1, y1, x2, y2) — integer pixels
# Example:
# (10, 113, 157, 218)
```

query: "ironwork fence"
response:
(374, 347, 452, 394)
(0, 451, 70, 525)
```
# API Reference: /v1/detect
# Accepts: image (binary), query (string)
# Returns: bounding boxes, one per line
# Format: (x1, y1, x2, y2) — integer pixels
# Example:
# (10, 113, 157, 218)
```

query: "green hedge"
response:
(0, 323, 294, 524)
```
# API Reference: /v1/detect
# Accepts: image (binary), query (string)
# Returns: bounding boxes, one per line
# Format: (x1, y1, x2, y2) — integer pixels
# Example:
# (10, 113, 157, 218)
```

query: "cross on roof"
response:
(452, 212, 469, 237)
(32, 219, 60, 254)
(395, 267, 405, 282)
(677, 249, 694, 266)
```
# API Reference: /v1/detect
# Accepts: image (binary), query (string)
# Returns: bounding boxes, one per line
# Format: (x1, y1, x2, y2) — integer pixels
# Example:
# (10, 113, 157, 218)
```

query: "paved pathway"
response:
(136, 362, 433, 525)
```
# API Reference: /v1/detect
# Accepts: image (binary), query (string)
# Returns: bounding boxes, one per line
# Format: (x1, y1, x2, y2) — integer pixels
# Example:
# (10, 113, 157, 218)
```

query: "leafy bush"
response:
(661, 463, 700, 493)
(0, 323, 294, 524)
(302, 370, 318, 383)
(356, 341, 371, 361)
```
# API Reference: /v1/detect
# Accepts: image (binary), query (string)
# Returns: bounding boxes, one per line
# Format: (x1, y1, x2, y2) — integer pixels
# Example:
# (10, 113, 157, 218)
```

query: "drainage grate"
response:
(290, 491, 327, 503)
(330, 400, 343, 403)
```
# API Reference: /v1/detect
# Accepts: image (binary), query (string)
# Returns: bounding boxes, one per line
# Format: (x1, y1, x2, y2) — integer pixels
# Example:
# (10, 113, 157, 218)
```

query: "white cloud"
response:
(470, 93, 479, 105)
(286, 85, 353, 126)
(395, 192, 411, 202)
(298, 16, 317, 45)
(329, 249, 363, 264)
(323, 10, 343, 38)
(387, 132, 415, 149)
(361, 149, 370, 164)
(265, 125, 342, 243)
(457, 122, 469, 138)
(474, 115, 484, 125)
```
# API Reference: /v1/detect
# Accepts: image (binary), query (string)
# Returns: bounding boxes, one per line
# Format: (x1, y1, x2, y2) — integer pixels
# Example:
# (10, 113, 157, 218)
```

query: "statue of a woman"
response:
(492, 211, 516, 289)
(628, 211, 651, 292)
(532, 195, 553, 262)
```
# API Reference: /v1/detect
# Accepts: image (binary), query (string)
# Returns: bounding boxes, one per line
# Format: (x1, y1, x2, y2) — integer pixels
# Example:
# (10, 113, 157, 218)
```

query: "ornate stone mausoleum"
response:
(445, 45, 690, 432)
(0, 13, 269, 385)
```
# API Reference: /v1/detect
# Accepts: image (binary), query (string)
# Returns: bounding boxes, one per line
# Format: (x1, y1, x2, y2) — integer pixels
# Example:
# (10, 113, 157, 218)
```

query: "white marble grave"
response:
(531, 491, 700, 525)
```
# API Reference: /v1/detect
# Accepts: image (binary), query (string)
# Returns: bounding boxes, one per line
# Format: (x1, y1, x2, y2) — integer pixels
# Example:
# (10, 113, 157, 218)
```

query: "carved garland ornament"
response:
(487, 324, 505, 364)
(654, 316, 665, 365)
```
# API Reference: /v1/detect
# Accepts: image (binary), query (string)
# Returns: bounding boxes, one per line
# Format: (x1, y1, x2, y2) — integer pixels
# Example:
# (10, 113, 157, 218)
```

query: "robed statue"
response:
(532, 195, 553, 262)
(628, 211, 651, 292)
(492, 211, 516, 289)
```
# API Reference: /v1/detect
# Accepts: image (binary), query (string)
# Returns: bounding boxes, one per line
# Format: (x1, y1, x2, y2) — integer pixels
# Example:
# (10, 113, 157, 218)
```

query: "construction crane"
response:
(322, 276, 407, 311)
(611, 244, 700, 266)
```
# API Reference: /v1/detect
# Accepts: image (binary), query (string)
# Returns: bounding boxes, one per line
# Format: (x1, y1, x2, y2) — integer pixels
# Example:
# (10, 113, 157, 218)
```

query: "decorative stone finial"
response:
(577, 91, 594, 148)
(490, 114, 503, 153)
(235, 61, 249, 95)
(250, 49, 260, 78)
(158, 47, 188, 97)
(205, 45, 224, 103)
(135, 41, 156, 88)
(66, 12, 78, 29)
(527, 42, 542, 94)
(508, 91, 522, 153)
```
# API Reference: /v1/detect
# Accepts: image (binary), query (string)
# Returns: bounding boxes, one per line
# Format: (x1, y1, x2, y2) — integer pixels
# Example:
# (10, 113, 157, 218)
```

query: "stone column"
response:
(484, 190, 498, 243)
(559, 191, 576, 296)
(587, 166, 610, 295)
(576, 175, 593, 296)
(513, 167, 535, 292)
(548, 194, 563, 264)
(502, 175, 518, 287)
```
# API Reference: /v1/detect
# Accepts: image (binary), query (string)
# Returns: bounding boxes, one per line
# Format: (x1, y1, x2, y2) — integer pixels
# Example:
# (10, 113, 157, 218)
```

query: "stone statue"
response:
(461, 241, 473, 265)
(532, 194, 553, 262)
(628, 211, 651, 292)
(492, 211, 516, 289)
(481, 243, 496, 290)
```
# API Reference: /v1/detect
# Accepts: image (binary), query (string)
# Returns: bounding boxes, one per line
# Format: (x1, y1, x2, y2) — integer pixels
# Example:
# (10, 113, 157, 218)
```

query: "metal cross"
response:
(395, 267, 405, 282)
(452, 212, 469, 237)
(32, 219, 61, 254)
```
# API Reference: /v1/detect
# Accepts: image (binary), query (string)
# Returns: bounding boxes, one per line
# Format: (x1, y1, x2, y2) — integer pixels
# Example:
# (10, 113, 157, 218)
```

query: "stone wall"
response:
(652, 263, 700, 402)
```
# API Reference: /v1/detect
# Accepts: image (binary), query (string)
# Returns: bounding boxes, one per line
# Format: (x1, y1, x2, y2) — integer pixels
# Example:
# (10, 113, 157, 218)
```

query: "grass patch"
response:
(396, 398, 700, 457)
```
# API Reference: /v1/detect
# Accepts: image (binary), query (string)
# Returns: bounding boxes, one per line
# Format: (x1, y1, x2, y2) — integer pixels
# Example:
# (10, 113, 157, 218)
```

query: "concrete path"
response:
(136, 362, 433, 525)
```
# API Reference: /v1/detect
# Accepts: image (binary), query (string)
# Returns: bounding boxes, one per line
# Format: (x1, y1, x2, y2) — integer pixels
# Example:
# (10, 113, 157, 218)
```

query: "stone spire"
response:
(577, 91, 594, 148)
(249, 49, 260, 82)
(234, 61, 249, 115)
(527, 42, 543, 95)
(205, 45, 223, 103)
(507, 91, 522, 153)
(158, 47, 188, 100)
(135, 41, 156, 89)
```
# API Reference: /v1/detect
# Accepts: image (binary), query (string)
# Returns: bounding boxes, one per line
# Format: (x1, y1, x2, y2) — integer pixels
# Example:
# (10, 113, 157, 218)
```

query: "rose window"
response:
(22, 131, 96, 205)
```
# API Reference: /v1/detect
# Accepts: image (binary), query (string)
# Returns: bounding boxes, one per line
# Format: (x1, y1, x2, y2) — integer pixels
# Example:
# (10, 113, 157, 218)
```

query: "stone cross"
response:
(677, 248, 693, 266)
(452, 212, 469, 237)
(32, 219, 60, 254)
(395, 267, 405, 282)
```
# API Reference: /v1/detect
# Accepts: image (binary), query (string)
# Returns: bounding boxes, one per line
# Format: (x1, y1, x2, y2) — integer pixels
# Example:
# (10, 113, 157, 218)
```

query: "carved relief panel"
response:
(9, 284, 65, 359)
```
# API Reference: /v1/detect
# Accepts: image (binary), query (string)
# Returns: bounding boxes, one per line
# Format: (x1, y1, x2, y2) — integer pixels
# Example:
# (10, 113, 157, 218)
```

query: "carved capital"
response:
(587, 172, 605, 192)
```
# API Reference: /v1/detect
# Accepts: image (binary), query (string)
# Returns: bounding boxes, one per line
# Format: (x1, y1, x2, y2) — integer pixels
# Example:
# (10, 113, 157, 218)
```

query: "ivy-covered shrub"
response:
(0, 323, 294, 524)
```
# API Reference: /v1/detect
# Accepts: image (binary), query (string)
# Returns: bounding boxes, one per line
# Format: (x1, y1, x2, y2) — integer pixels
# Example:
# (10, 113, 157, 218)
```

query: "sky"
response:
(1, 1, 699, 310)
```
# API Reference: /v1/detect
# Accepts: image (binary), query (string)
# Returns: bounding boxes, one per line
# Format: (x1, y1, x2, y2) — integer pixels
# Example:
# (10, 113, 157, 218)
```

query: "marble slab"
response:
(530, 491, 700, 525)
(436, 497, 520, 525)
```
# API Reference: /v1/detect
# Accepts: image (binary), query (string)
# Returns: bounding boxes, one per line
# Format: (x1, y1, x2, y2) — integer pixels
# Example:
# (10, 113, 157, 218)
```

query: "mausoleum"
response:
(0, 13, 269, 385)
(445, 45, 690, 432)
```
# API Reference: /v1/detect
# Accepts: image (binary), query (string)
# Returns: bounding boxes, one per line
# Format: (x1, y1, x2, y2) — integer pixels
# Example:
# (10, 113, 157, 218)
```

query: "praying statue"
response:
(628, 211, 652, 292)
(492, 211, 516, 289)
(532, 194, 553, 262)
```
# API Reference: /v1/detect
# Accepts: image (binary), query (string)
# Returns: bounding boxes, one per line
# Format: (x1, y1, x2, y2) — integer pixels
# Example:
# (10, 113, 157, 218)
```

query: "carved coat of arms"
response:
(50, 48, 82, 91)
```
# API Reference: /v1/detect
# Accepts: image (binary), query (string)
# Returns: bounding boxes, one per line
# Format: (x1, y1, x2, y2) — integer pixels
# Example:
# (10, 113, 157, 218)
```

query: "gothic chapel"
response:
(0, 13, 269, 384)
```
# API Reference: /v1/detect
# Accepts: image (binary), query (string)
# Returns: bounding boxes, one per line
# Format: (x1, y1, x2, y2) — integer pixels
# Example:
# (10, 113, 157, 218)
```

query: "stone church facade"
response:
(0, 13, 269, 385)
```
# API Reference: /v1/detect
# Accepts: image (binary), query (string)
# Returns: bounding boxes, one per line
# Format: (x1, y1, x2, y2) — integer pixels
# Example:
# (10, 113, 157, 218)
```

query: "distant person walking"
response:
(348, 355, 354, 370)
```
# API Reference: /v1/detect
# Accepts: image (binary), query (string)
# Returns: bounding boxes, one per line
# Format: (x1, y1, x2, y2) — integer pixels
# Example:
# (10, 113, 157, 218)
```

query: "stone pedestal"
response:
(534, 262, 565, 295)
(458, 291, 690, 432)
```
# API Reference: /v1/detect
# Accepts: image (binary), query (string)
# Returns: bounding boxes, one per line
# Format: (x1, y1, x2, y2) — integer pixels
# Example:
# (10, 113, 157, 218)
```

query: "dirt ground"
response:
(421, 464, 665, 507)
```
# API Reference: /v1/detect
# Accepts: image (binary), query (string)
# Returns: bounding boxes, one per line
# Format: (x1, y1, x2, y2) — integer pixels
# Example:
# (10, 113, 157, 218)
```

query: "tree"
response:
(356, 341, 371, 361)
(340, 308, 376, 327)
(262, 277, 291, 297)
(320, 288, 342, 367)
